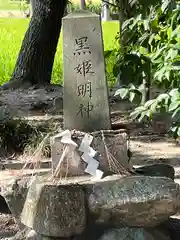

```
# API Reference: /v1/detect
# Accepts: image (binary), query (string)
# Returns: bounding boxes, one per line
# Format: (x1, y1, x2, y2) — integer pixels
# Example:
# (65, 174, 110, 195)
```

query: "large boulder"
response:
(98, 227, 172, 240)
(87, 175, 180, 227)
(21, 177, 86, 238)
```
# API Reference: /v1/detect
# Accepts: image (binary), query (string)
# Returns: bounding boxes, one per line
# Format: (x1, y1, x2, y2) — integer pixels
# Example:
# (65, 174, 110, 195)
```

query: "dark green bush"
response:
(67, 2, 102, 14)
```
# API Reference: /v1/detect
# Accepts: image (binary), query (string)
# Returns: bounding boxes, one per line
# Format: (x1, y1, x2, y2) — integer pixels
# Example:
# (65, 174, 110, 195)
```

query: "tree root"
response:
(0, 80, 32, 90)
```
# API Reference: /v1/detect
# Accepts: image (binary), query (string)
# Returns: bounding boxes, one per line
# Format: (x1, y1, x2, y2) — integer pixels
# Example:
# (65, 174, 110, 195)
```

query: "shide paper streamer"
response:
(54, 130, 104, 179)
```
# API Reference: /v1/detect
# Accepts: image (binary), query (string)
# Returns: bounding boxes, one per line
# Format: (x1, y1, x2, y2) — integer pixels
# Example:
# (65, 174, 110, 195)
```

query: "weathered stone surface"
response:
(13, 228, 38, 240)
(62, 10, 111, 132)
(134, 163, 175, 180)
(98, 227, 172, 240)
(163, 217, 180, 240)
(152, 113, 171, 134)
(1, 177, 30, 219)
(87, 175, 180, 227)
(32, 235, 68, 240)
(26, 230, 38, 240)
(13, 227, 31, 240)
(21, 177, 86, 237)
(51, 129, 131, 178)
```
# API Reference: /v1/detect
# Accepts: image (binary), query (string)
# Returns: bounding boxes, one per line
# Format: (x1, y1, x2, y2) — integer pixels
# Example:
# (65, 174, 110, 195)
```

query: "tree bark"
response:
(29, 0, 36, 18)
(118, 0, 132, 51)
(80, 0, 86, 10)
(3, 0, 67, 89)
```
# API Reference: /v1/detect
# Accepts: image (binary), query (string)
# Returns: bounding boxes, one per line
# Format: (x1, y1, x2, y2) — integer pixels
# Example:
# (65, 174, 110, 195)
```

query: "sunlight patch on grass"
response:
(0, 18, 119, 85)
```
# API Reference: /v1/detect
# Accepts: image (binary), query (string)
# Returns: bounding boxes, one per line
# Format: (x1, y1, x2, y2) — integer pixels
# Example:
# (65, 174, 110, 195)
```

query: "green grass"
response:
(0, 0, 21, 10)
(0, 18, 119, 85)
(0, 0, 101, 10)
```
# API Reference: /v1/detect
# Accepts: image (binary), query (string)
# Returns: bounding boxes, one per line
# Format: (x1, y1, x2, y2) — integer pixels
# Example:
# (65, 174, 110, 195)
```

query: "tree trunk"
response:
(118, 0, 130, 52)
(102, 0, 111, 21)
(3, 0, 67, 89)
(80, 0, 86, 9)
(29, 0, 36, 18)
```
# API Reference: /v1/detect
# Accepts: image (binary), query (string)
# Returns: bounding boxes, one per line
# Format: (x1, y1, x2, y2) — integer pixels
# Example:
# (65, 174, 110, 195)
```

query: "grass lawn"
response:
(0, 0, 101, 10)
(0, 18, 119, 85)
(0, 0, 21, 10)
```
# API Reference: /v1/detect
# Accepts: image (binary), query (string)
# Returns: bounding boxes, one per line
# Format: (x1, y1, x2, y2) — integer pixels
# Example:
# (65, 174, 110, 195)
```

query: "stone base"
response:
(51, 129, 131, 178)
(21, 176, 87, 238)
(21, 174, 180, 238)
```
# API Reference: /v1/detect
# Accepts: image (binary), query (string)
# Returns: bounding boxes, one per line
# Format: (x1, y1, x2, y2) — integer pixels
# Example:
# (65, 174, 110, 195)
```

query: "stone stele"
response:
(62, 10, 111, 132)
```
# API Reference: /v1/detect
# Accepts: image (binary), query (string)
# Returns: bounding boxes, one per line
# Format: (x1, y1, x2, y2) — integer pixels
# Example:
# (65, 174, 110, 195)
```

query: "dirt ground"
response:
(131, 137, 180, 165)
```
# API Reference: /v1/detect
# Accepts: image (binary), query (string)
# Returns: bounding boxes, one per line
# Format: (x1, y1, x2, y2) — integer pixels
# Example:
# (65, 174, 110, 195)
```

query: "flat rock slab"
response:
(20, 174, 180, 238)
(87, 175, 180, 227)
(98, 228, 172, 240)
(21, 177, 86, 238)
(134, 163, 175, 180)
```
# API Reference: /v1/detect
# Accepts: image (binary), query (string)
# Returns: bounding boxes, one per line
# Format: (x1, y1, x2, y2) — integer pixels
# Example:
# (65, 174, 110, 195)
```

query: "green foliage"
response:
(129, 88, 180, 137)
(112, 0, 180, 137)
(19, 0, 29, 16)
(110, 0, 163, 19)
(85, 2, 102, 14)
(115, 83, 142, 103)
(67, 1, 102, 14)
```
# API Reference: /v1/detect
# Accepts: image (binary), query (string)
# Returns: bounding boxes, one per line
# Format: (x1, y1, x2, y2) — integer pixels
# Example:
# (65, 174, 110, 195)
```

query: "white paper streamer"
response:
(79, 134, 103, 178)
(84, 158, 99, 176)
(95, 169, 104, 179)
(79, 133, 93, 152)
(87, 146, 97, 157)
(81, 152, 93, 163)
(54, 129, 78, 148)
(52, 130, 104, 179)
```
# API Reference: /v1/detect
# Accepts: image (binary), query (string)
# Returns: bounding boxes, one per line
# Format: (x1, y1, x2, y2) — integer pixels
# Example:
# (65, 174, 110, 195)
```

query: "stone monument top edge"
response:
(63, 10, 99, 19)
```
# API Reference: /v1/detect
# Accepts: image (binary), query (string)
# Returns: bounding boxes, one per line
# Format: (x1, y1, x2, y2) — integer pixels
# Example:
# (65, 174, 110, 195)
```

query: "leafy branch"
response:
(109, 0, 180, 137)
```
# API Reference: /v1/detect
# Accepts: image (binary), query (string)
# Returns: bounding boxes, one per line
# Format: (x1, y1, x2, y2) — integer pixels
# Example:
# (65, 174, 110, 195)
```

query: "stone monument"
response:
(51, 10, 131, 178)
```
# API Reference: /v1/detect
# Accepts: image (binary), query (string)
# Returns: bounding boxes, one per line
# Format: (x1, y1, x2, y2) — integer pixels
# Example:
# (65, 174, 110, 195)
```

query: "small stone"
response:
(134, 163, 175, 180)
(21, 177, 86, 237)
(87, 175, 180, 227)
(26, 230, 38, 240)
(163, 217, 180, 240)
(98, 227, 171, 240)
(13, 227, 32, 240)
